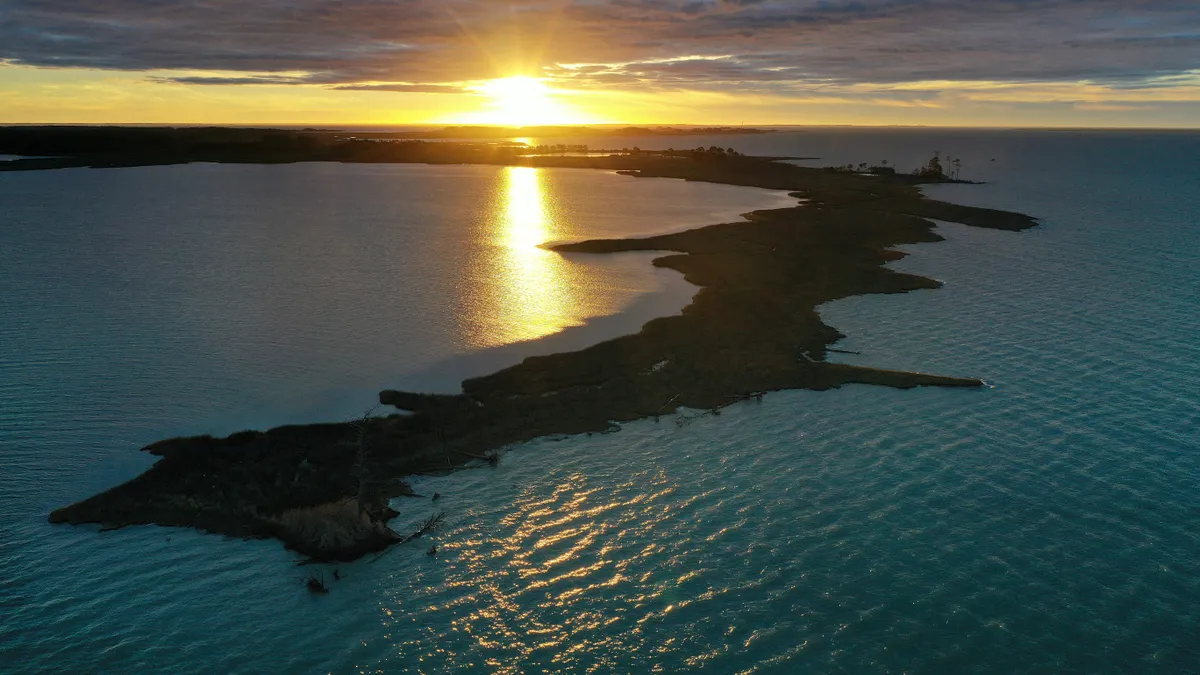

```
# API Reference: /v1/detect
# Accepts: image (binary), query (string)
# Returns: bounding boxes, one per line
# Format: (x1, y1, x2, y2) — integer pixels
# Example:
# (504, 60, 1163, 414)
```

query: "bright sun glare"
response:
(471, 76, 590, 126)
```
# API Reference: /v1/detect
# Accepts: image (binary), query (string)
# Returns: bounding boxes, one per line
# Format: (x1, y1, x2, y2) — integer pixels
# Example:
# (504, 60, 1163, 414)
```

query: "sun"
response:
(466, 76, 592, 126)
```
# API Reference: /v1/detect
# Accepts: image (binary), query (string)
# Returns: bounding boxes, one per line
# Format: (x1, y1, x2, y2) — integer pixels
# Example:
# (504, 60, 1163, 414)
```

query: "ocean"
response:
(1, 129, 1198, 673)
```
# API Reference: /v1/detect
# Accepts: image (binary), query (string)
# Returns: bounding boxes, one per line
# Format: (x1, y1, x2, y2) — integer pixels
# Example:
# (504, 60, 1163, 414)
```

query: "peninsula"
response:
(16, 127, 1038, 561)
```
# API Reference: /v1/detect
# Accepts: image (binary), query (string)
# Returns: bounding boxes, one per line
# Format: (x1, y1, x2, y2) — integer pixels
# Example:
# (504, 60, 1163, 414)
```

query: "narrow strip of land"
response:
(23, 127, 1037, 561)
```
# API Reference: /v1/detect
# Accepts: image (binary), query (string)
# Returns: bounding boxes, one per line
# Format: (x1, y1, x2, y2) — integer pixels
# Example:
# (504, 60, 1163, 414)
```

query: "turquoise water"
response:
(2, 131, 1200, 673)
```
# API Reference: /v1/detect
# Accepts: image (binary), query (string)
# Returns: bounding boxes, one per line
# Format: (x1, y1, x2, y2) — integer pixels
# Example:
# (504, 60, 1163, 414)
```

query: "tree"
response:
(922, 151, 945, 178)
(351, 406, 379, 515)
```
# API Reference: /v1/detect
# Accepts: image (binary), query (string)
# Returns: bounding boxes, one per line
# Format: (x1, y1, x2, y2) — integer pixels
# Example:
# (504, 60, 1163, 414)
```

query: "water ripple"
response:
(4, 133, 1200, 673)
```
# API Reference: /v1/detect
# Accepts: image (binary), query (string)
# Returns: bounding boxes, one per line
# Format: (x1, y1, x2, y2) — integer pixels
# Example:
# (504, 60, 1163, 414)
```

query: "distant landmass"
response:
(0, 126, 779, 172)
(371, 125, 776, 139)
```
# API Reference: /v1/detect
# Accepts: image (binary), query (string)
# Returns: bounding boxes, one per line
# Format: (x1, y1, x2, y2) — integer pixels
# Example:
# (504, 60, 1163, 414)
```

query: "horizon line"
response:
(1, 122, 1198, 132)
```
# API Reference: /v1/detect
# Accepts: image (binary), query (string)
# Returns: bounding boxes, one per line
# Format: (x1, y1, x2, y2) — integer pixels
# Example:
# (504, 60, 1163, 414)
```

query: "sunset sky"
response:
(2, 0, 1198, 127)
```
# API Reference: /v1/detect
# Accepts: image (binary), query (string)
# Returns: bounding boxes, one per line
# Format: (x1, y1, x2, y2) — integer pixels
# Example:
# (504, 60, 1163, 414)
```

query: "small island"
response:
(7, 127, 1037, 562)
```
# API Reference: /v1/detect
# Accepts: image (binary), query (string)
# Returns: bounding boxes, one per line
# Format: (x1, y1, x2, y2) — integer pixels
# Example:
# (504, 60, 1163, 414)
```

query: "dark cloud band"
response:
(1, 0, 1196, 93)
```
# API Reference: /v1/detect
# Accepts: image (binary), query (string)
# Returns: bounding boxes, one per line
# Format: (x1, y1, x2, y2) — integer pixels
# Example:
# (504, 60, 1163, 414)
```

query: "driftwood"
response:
(656, 394, 682, 415)
(305, 571, 329, 594)
(367, 511, 445, 564)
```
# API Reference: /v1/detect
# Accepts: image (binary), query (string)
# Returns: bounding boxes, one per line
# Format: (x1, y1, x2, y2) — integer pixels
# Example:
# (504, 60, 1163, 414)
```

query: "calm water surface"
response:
(2, 131, 1199, 673)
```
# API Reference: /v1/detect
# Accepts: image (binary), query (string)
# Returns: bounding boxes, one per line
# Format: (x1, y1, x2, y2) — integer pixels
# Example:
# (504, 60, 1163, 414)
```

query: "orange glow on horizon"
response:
(1, 64, 1197, 128)
(449, 76, 601, 126)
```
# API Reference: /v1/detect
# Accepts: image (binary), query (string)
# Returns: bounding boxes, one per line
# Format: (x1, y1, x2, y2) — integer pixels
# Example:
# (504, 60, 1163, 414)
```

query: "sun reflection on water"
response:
(501, 166, 551, 251)
(473, 166, 578, 346)
(380, 468, 688, 671)
(456, 165, 673, 350)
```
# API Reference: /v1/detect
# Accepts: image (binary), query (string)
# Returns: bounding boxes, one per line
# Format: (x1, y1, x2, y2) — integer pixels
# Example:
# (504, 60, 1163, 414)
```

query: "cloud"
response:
(330, 83, 473, 94)
(1074, 103, 1158, 112)
(0, 0, 1197, 96)
(153, 75, 316, 86)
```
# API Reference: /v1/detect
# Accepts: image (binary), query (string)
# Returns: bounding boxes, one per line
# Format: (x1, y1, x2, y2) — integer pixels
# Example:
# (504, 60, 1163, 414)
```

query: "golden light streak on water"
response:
(469, 166, 580, 346)
(455, 163, 779, 350)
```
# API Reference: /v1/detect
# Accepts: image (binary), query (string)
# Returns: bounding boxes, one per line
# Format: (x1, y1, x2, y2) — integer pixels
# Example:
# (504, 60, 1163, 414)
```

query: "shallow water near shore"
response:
(3, 130, 1200, 673)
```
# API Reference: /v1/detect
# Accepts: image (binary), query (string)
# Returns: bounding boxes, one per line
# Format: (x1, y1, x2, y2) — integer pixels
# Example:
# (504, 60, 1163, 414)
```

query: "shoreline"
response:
(31, 130, 1038, 561)
(391, 254, 702, 396)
